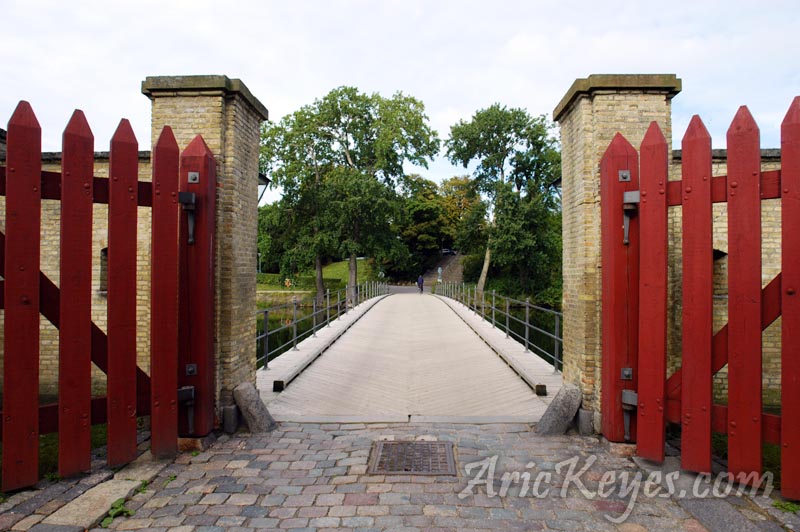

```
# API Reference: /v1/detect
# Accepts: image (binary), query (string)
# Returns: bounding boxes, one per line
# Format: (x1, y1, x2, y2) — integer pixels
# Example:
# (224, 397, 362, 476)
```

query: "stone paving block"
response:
(329, 505, 357, 517)
(680, 498, 765, 532)
(28, 525, 86, 532)
(42, 479, 140, 529)
(11, 513, 45, 531)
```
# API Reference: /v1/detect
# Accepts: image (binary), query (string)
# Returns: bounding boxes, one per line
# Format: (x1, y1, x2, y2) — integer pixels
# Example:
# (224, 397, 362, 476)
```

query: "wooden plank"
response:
(680, 115, 714, 473)
(58, 110, 95, 477)
(665, 274, 781, 400)
(666, 170, 781, 206)
(107, 119, 139, 467)
(0, 168, 153, 206)
(636, 122, 668, 462)
(179, 136, 217, 437)
(150, 127, 180, 458)
(726, 106, 762, 481)
(665, 401, 781, 445)
(600, 133, 640, 442)
(2, 101, 42, 491)
(781, 96, 800, 499)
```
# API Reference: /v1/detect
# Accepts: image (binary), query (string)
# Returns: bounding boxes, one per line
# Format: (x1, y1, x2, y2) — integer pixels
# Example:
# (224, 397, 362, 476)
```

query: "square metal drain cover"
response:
(368, 441, 456, 475)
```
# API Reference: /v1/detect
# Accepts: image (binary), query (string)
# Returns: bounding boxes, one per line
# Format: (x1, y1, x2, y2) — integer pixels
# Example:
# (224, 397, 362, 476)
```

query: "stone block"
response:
(535, 383, 581, 435)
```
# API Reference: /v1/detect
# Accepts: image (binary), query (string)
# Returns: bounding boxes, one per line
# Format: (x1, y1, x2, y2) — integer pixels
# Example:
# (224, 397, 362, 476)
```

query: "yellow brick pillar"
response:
(553, 74, 681, 432)
(142, 76, 268, 417)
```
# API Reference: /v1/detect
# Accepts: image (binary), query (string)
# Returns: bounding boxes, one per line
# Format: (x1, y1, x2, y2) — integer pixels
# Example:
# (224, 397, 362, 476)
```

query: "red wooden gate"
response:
(0, 101, 215, 491)
(601, 97, 800, 499)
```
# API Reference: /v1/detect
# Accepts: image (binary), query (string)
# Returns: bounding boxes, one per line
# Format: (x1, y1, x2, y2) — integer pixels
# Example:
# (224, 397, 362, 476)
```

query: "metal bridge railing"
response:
(256, 281, 388, 368)
(435, 281, 563, 373)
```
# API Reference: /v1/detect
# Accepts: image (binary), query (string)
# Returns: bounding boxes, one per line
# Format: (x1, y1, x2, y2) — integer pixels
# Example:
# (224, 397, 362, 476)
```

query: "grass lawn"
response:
(321, 258, 375, 284)
(257, 259, 376, 292)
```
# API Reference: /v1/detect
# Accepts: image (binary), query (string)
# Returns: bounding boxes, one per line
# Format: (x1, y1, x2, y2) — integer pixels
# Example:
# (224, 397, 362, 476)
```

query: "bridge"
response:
(256, 288, 563, 423)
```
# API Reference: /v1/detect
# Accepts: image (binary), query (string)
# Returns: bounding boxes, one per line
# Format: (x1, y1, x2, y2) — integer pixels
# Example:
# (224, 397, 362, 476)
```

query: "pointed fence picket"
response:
(601, 97, 800, 499)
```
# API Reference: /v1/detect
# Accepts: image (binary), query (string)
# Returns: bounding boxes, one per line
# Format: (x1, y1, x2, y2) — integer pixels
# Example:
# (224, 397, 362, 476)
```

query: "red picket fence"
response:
(601, 96, 800, 499)
(0, 101, 199, 491)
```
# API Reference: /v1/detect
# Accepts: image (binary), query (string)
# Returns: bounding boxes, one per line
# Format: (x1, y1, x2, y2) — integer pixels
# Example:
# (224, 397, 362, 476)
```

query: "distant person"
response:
(417, 275, 424, 294)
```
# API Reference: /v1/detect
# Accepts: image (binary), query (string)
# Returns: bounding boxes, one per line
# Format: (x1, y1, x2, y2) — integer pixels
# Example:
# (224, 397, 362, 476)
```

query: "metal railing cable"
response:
(256, 281, 388, 368)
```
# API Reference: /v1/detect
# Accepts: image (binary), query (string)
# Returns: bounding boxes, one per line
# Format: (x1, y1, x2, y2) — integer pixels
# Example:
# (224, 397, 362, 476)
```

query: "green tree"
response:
(396, 175, 449, 277)
(439, 176, 486, 254)
(260, 86, 440, 302)
(445, 104, 560, 295)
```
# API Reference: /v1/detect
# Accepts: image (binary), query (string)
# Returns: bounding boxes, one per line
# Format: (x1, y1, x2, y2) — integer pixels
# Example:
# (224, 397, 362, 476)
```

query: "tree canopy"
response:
(259, 86, 440, 299)
(445, 104, 561, 299)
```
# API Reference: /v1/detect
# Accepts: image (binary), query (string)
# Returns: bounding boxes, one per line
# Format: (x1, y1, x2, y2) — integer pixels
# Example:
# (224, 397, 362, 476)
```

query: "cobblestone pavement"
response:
(60, 422, 787, 532)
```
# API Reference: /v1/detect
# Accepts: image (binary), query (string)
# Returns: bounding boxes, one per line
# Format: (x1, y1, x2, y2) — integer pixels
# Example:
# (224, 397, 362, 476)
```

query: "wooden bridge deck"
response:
(260, 292, 561, 423)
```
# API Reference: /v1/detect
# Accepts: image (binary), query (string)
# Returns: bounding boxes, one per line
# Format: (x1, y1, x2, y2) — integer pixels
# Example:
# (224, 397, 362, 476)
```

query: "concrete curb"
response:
(259, 294, 390, 392)
(41, 453, 171, 530)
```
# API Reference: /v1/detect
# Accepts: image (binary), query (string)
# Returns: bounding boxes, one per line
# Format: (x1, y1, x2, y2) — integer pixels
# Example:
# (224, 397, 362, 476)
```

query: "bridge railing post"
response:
(312, 298, 317, 337)
(326, 289, 331, 327)
(524, 298, 530, 353)
(554, 314, 561, 373)
(262, 309, 269, 369)
(491, 290, 496, 328)
(505, 297, 510, 338)
(292, 297, 298, 351)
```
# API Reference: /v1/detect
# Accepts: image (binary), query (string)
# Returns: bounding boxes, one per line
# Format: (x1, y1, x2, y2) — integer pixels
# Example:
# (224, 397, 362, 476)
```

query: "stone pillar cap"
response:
(553, 74, 681, 122)
(142, 75, 269, 121)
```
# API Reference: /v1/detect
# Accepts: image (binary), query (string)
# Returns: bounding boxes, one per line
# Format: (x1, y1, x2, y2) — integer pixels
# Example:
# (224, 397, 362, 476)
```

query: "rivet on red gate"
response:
(730, 421, 737, 428)
(703, 175, 708, 181)
(128, 186, 133, 193)
(701, 406, 707, 411)
(659, 189, 665, 195)
(752, 172, 758, 177)
(785, 188, 790, 194)
(658, 407, 663, 412)
(787, 288, 796, 295)
(84, 182, 90, 189)
(686, 186, 692, 193)
(642, 190, 647, 197)
(129, 195, 134, 201)
(19, 265, 24, 271)
(9, 167, 15, 172)
(154, 401, 160, 407)
(752, 417, 758, 422)
(731, 181, 738, 188)
(33, 186, 38, 192)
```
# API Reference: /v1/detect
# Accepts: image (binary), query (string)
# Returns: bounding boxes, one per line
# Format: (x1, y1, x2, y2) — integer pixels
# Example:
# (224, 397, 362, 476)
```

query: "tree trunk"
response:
(315, 255, 325, 306)
(349, 253, 357, 307)
(476, 246, 491, 296)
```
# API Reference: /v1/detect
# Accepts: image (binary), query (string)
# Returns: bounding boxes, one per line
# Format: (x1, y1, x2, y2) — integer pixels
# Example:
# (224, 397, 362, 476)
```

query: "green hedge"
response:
(257, 273, 345, 290)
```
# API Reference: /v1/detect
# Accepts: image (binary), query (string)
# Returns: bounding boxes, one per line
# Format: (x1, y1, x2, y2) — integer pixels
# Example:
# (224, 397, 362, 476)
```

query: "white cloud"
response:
(1, 0, 798, 186)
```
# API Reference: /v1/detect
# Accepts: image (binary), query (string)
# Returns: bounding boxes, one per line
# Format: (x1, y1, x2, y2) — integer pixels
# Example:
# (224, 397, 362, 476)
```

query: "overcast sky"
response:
(2, 0, 798, 203)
